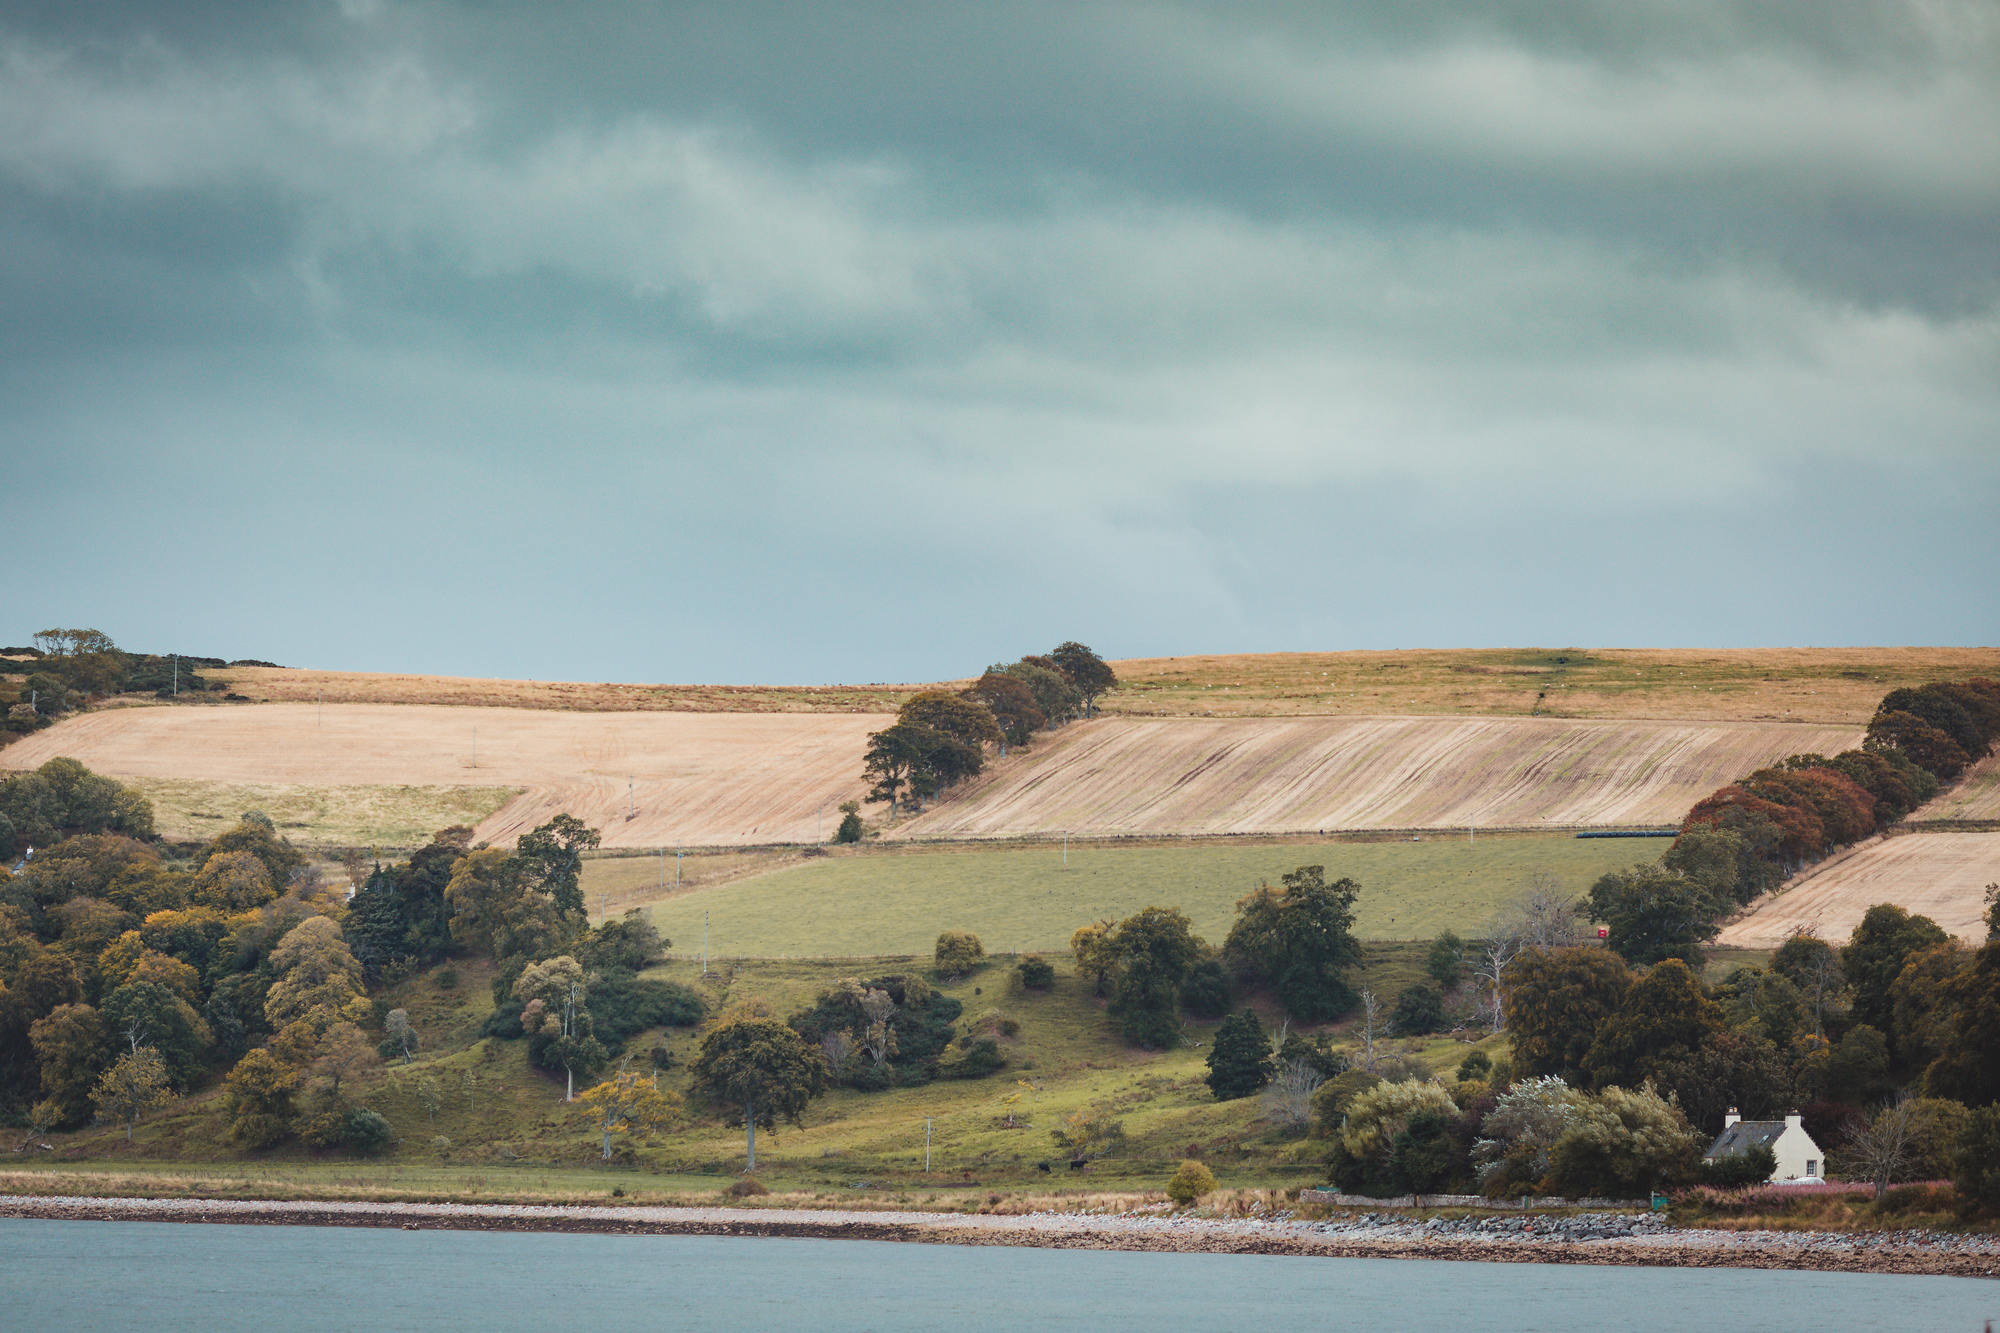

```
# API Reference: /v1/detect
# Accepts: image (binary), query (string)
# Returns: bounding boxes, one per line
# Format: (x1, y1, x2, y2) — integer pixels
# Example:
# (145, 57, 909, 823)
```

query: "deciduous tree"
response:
(1586, 864, 1721, 967)
(514, 814, 601, 920)
(576, 1060, 682, 1159)
(92, 1044, 172, 1141)
(1049, 642, 1117, 716)
(264, 917, 365, 1029)
(1222, 866, 1362, 1022)
(1502, 946, 1631, 1081)
(690, 1016, 827, 1170)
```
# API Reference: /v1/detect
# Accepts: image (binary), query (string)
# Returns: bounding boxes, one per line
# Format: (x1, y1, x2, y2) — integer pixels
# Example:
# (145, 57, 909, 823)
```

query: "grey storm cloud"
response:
(2, 1, 1995, 681)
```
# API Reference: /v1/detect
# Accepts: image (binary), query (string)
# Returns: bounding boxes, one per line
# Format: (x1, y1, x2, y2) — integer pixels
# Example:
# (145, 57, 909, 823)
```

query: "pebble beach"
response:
(4, 1194, 1995, 1278)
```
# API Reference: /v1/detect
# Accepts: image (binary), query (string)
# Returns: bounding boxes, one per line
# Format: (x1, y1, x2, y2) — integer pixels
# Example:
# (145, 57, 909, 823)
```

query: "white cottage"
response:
(1703, 1108, 1825, 1184)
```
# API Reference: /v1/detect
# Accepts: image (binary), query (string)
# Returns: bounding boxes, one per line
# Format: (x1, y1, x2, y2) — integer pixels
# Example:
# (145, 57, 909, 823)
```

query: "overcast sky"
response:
(5, 2, 1995, 683)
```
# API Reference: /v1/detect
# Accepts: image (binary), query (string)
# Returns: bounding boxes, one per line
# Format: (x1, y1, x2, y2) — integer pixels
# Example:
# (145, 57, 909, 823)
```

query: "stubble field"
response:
(890, 715, 1858, 841)
(1717, 831, 2000, 946)
(0, 704, 886, 849)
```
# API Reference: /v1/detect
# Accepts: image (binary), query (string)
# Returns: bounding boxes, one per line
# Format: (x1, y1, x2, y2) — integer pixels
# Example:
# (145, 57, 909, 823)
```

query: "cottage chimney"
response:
(1785, 1110, 1803, 1131)
(1723, 1107, 1740, 1130)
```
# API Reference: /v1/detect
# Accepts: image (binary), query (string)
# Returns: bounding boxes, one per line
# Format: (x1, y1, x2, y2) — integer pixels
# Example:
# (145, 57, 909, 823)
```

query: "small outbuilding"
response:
(1703, 1108, 1825, 1184)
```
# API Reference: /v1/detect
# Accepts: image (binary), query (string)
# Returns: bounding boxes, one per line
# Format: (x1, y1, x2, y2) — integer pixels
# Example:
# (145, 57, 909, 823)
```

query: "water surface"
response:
(4, 1219, 1994, 1331)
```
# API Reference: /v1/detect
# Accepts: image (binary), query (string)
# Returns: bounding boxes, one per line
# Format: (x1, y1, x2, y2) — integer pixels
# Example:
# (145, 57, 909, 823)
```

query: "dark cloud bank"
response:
(4, 2, 1994, 681)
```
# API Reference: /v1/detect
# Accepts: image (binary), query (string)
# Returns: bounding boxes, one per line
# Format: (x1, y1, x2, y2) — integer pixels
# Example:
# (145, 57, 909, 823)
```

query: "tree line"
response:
(1577, 677, 2000, 970)
(859, 641, 1116, 820)
(2, 628, 284, 750)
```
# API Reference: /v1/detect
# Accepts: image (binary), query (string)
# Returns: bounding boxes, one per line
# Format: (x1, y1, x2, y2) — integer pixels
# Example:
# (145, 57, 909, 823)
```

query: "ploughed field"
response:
(1717, 831, 2000, 947)
(0, 704, 885, 849)
(890, 715, 1859, 841)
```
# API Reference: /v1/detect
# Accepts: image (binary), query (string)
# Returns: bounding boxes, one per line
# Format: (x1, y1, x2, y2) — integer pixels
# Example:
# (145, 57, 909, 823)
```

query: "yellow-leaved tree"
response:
(576, 1061, 682, 1159)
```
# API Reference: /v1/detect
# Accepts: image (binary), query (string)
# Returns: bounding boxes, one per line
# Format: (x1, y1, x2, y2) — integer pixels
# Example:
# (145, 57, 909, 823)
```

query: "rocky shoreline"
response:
(3, 1194, 1997, 1278)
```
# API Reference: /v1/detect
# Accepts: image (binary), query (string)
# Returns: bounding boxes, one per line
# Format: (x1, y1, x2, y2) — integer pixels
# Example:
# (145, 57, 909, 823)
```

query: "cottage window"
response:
(1805, 1160, 1818, 1177)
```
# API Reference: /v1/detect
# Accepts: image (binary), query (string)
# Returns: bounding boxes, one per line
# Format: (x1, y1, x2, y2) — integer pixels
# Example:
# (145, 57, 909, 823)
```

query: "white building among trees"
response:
(1703, 1109, 1825, 1183)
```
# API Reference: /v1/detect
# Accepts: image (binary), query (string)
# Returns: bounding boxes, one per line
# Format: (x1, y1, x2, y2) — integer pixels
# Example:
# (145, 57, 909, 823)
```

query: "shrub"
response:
(1391, 983, 1446, 1036)
(435, 967, 458, 990)
(1877, 1182, 1955, 1215)
(1166, 1159, 1218, 1206)
(834, 811, 864, 844)
(935, 931, 985, 978)
(296, 1111, 347, 1149)
(940, 1036, 1005, 1079)
(724, 1176, 769, 1199)
(1456, 1051, 1492, 1083)
(1016, 956, 1055, 991)
(1699, 1143, 1777, 1188)
(342, 1108, 395, 1154)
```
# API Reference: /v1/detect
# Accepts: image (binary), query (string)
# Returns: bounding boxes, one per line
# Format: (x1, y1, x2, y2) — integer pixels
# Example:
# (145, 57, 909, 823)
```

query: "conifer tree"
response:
(1205, 1010, 1275, 1100)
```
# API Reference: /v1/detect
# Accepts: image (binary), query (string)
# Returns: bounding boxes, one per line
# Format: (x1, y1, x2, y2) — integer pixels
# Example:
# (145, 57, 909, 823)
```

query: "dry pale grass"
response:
(1103, 647, 2000, 723)
(1717, 831, 2000, 946)
(210, 666, 931, 713)
(195, 648, 2000, 724)
(0, 704, 888, 849)
(123, 776, 521, 847)
(891, 714, 1859, 840)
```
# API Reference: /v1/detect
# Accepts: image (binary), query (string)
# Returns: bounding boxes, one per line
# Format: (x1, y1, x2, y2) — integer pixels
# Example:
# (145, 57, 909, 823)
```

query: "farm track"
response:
(892, 715, 1860, 841)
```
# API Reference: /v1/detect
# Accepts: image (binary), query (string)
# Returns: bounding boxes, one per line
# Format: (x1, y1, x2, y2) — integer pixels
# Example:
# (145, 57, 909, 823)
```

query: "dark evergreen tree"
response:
(343, 866, 406, 984)
(1205, 1010, 1274, 1100)
(1391, 982, 1446, 1036)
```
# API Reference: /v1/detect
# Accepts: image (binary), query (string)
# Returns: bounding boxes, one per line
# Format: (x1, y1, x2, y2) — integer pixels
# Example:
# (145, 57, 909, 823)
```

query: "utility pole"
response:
(171, 654, 177, 697)
(317, 688, 323, 726)
(675, 846, 683, 890)
(628, 777, 635, 821)
(817, 803, 824, 847)
(1469, 812, 1475, 848)
(925, 1117, 933, 1173)
(703, 908, 709, 976)
(1062, 832, 1068, 869)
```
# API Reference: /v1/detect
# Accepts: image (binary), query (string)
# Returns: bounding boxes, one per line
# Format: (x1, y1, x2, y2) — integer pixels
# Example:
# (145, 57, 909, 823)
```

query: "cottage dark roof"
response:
(1704, 1121, 1788, 1160)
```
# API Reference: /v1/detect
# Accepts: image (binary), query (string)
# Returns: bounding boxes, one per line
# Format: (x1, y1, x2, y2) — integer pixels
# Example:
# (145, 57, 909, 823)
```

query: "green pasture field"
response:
(5, 949, 1502, 1200)
(126, 777, 522, 848)
(639, 832, 1662, 959)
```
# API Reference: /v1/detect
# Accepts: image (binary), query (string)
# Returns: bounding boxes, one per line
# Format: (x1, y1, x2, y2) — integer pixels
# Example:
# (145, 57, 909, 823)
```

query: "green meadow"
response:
(641, 832, 1662, 959)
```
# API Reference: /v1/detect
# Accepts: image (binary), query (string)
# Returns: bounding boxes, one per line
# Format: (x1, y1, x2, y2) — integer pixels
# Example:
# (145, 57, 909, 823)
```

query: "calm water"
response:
(5, 1219, 1996, 1331)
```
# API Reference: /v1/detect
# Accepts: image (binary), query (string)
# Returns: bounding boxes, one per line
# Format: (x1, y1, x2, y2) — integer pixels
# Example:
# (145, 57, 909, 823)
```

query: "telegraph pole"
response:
(703, 909, 709, 976)
(925, 1117, 933, 1173)
(628, 777, 635, 821)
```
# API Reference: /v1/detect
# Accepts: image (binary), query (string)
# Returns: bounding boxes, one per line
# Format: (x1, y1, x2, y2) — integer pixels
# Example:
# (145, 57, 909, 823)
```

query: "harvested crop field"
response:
(1717, 832, 2000, 946)
(0, 704, 888, 849)
(1909, 751, 2000, 824)
(892, 715, 1859, 841)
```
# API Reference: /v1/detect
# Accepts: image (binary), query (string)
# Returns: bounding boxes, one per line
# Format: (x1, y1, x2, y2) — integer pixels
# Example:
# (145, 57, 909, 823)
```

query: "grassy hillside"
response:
(196, 646, 2000, 722)
(631, 832, 1660, 957)
(4, 949, 1501, 1199)
(1105, 647, 2000, 723)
